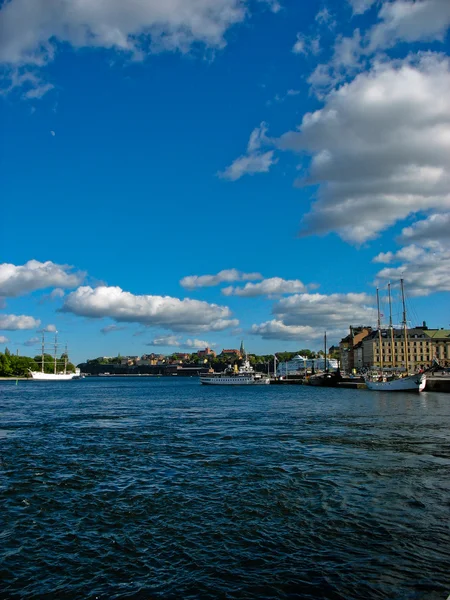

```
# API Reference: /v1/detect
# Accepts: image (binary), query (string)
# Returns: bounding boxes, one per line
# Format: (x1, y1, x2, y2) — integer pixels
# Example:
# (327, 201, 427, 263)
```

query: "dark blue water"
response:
(1, 378, 449, 599)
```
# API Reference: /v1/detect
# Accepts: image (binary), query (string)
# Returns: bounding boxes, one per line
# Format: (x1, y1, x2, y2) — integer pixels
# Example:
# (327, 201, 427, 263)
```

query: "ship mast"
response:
(377, 288, 383, 369)
(64, 343, 68, 375)
(41, 332, 45, 373)
(388, 282, 395, 368)
(401, 278, 409, 373)
(54, 332, 58, 375)
(324, 331, 328, 372)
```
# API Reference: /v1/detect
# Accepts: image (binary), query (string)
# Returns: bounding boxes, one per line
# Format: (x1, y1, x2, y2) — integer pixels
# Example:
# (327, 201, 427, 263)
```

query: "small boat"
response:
(307, 371, 341, 387)
(200, 356, 270, 386)
(305, 331, 341, 387)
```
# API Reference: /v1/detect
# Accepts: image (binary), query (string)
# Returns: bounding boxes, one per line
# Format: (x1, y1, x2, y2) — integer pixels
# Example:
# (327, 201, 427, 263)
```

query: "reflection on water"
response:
(0, 378, 449, 599)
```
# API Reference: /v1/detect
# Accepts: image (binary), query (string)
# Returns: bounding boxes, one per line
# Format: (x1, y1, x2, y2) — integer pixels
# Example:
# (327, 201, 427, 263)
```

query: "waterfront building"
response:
(197, 347, 216, 358)
(339, 327, 373, 373)
(361, 325, 450, 369)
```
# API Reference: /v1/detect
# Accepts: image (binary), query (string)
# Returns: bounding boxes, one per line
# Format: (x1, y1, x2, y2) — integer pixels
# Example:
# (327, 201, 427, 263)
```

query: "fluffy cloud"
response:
(0, 0, 279, 97)
(61, 285, 238, 332)
(374, 212, 450, 296)
(0, 0, 245, 65)
(400, 212, 450, 245)
(368, 0, 450, 53)
(148, 336, 211, 348)
(0, 260, 85, 297)
(375, 246, 450, 296)
(181, 268, 262, 289)
(273, 292, 376, 328)
(0, 314, 41, 330)
(222, 277, 308, 297)
(310, 0, 450, 96)
(279, 54, 450, 243)
(24, 336, 40, 347)
(0, 335, 9, 344)
(219, 122, 276, 181)
(250, 320, 325, 341)
(40, 324, 57, 333)
(149, 335, 181, 347)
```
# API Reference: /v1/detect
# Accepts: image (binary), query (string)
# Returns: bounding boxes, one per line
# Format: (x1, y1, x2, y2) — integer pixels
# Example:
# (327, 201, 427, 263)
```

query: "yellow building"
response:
(362, 327, 450, 370)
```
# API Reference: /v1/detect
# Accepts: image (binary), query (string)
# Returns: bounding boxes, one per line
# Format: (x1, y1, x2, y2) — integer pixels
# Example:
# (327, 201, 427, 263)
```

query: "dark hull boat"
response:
(307, 371, 341, 387)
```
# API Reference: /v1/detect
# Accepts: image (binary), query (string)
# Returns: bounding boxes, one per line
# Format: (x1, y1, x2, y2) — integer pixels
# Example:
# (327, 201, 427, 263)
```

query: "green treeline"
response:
(0, 348, 76, 377)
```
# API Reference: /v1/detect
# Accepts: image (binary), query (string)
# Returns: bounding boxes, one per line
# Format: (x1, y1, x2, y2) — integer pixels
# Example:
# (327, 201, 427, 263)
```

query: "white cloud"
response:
(50, 288, 65, 299)
(24, 336, 40, 347)
(0, 260, 85, 297)
(315, 7, 335, 27)
(41, 324, 57, 332)
(61, 285, 239, 333)
(292, 34, 320, 56)
(0, 314, 41, 330)
(149, 335, 181, 347)
(273, 292, 376, 328)
(0, 0, 251, 66)
(347, 0, 377, 15)
(100, 324, 126, 334)
(147, 336, 211, 348)
(375, 245, 450, 296)
(222, 277, 308, 297)
(0, 67, 55, 99)
(180, 268, 262, 289)
(400, 212, 450, 245)
(0, 335, 10, 344)
(373, 251, 395, 264)
(219, 122, 277, 181)
(219, 151, 276, 181)
(368, 0, 450, 53)
(311, 0, 450, 97)
(184, 338, 212, 349)
(250, 320, 325, 341)
(278, 54, 450, 243)
(0, 0, 281, 95)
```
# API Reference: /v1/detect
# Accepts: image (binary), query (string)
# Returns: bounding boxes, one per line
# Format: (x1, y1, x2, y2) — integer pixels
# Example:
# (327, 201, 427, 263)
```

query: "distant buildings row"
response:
(91, 346, 247, 367)
(339, 322, 450, 372)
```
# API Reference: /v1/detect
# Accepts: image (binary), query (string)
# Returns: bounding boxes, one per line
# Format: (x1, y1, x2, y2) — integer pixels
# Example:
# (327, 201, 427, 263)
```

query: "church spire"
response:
(240, 340, 245, 357)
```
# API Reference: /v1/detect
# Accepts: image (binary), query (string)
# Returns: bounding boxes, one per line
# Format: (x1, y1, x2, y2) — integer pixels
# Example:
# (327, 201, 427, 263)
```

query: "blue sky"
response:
(1, 0, 450, 364)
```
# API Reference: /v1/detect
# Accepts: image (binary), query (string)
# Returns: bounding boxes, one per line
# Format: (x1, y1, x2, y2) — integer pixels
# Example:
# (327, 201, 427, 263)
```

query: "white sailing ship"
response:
(364, 280, 426, 393)
(29, 332, 80, 381)
(200, 356, 270, 386)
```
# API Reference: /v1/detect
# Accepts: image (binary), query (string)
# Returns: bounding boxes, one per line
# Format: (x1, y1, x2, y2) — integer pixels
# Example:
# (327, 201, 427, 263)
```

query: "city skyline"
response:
(1, 0, 450, 365)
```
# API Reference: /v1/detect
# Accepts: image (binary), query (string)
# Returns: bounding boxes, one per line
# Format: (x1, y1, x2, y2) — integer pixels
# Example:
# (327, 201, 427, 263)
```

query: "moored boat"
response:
(200, 356, 270, 385)
(365, 372, 426, 392)
(29, 332, 80, 381)
(364, 280, 425, 392)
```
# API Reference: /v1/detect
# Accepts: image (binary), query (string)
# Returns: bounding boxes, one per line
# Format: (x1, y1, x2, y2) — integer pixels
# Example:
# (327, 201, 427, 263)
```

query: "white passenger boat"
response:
(200, 357, 270, 385)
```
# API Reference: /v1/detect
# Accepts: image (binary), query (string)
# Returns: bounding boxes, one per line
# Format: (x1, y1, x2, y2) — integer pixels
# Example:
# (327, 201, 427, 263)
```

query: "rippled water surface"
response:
(1, 378, 449, 599)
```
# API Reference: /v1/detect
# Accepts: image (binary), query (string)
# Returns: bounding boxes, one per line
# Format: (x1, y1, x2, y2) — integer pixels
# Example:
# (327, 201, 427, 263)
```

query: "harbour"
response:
(1, 377, 449, 599)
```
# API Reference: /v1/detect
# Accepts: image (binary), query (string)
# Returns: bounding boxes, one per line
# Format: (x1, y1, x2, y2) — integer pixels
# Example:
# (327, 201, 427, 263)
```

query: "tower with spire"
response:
(240, 340, 245, 357)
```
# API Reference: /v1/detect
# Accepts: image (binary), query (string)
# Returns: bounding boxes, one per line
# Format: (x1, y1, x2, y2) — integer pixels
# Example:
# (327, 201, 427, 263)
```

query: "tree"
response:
(0, 353, 13, 376)
(5, 347, 11, 356)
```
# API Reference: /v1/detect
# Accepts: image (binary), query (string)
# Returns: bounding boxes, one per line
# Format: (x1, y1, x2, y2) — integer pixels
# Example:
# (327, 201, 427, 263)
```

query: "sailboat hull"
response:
(365, 373, 426, 392)
(29, 370, 80, 381)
